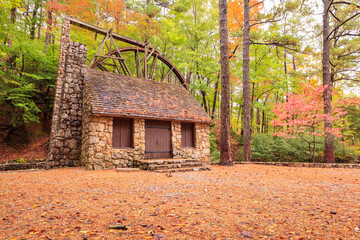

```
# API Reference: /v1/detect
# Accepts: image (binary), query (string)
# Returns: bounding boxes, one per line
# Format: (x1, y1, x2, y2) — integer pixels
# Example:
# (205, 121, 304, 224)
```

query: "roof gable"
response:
(85, 69, 211, 123)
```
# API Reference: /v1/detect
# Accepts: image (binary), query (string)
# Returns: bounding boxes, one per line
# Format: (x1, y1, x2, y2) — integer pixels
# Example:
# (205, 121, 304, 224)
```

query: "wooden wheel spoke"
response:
(105, 41, 122, 74)
(135, 49, 143, 79)
(161, 67, 174, 82)
(110, 34, 130, 75)
(90, 46, 188, 90)
(97, 63, 108, 71)
(150, 55, 158, 81)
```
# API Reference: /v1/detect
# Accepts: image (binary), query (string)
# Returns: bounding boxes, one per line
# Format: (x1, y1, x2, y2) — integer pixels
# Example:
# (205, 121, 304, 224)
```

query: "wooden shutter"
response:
(112, 118, 133, 148)
(181, 122, 194, 148)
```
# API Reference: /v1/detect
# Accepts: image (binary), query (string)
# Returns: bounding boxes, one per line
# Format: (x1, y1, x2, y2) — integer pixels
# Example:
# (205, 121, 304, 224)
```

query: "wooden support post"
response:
(150, 55, 158, 81)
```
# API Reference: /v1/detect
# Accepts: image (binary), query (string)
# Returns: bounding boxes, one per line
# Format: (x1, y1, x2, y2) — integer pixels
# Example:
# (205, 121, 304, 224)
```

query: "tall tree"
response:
(322, 0, 334, 162)
(242, 0, 251, 162)
(321, 0, 360, 162)
(219, 0, 233, 166)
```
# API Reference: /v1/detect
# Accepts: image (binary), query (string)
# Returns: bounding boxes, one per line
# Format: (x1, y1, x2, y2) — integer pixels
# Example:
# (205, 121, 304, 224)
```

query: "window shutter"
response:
(113, 118, 133, 148)
(181, 122, 194, 147)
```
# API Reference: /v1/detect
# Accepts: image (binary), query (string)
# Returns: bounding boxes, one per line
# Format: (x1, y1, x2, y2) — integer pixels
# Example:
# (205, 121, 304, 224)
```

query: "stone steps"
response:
(155, 166, 211, 173)
(148, 162, 203, 171)
(136, 159, 211, 173)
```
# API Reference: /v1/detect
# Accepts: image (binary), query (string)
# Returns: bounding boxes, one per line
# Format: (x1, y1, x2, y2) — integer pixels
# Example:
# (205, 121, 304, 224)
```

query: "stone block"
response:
(97, 123, 105, 132)
(93, 165, 103, 170)
(89, 136, 99, 144)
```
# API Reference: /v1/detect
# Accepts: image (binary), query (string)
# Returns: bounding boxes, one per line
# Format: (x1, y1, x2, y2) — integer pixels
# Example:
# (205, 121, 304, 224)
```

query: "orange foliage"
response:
(227, 0, 263, 51)
(45, 0, 155, 37)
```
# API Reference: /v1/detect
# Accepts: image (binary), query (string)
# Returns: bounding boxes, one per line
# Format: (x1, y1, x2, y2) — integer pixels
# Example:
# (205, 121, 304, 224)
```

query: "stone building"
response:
(47, 17, 212, 171)
(81, 70, 211, 170)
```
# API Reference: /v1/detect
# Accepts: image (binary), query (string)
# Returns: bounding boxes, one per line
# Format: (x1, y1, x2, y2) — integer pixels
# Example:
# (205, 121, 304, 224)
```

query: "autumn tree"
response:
(271, 83, 348, 162)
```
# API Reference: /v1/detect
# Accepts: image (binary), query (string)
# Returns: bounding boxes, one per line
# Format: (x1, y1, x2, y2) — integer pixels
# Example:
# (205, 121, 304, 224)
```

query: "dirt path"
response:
(0, 165, 359, 239)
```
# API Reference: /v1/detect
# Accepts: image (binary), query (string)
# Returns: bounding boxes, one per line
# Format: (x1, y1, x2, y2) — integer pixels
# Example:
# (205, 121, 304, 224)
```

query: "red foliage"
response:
(271, 83, 360, 162)
(271, 83, 348, 139)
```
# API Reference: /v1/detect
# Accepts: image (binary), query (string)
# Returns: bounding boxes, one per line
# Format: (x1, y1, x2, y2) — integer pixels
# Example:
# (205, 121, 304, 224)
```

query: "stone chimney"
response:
(47, 18, 87, 167)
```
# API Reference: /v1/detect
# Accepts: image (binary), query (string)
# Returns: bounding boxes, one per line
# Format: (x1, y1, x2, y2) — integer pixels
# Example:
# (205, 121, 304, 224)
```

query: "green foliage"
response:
(209, 130, 220, 162)
(15, 157, 25, 164)
(251, 133, 324, 162)
(0, 1, 58, 128)
(249, 134, 358, 163)
(334, 140, 358, 163)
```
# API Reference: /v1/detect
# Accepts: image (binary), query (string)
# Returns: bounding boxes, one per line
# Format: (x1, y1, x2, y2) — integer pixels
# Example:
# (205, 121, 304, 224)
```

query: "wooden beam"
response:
(150, 55, 158, 81)
(65, 16, 159, 53)
(95, 55, 124, 60)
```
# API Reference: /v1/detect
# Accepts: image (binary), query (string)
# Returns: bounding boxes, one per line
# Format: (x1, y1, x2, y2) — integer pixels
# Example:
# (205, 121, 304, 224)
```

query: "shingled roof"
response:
(84, 69, 211, 123)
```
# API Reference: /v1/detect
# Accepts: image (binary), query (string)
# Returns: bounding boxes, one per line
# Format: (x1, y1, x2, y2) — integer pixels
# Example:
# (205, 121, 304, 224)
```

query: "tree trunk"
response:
(211, 80, 219, 120)
(45, 8, 53, 53)
(256, 107, 260, 133)
(322, 0, 335, 163)
(250, 82, 255, 133)
(6, 8, 17, 68)
(218, 0, 233, 166)
(201, 90, 208, 114)
(236, 105, 241, 125)
(30, 0, 41, 39)
(8, 7, 16, 46)
(243, 0, 251, 162)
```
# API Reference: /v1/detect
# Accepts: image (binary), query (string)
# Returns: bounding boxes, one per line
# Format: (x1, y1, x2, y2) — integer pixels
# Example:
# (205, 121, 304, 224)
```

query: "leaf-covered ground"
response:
(0, 165, 359, 239)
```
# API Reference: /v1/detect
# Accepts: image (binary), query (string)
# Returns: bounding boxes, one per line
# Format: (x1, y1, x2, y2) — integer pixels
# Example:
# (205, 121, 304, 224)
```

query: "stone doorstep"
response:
(137, 159, 199, 165)
(155, 166, 211, 173)
(148, 162, 204, 171)
(116, 168, 141, 172)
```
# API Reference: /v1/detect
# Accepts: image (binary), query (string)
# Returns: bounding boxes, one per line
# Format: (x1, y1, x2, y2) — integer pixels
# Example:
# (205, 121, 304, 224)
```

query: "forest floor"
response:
(0, 165, 359, 240)
(0, 135, 48, 162)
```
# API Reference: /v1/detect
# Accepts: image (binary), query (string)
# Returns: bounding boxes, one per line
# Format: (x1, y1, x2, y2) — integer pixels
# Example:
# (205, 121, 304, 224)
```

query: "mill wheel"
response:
(89, 46, 188, 89)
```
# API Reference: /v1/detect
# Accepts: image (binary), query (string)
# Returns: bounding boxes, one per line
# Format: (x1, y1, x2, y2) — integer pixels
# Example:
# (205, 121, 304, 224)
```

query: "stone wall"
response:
(241, 162, 360, 169)
(47, 41, 87, 167)
(172, 122, 211, 165)
(81, 114, 146, 170)
(80, 116, 211, 169)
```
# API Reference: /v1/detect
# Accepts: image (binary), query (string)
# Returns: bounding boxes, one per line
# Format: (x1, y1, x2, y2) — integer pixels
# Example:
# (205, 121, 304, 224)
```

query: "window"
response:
(112, 118, 133, 148)
(181, 122, 195, 148)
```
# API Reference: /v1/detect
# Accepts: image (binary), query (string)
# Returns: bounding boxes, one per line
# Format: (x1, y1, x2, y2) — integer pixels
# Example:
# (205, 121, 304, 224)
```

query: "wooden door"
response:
(145, 120, 172, 159)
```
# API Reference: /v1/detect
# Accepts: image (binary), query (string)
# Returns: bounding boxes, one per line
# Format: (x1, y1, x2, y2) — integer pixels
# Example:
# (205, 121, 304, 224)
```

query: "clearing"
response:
(0, 165, 359, 239)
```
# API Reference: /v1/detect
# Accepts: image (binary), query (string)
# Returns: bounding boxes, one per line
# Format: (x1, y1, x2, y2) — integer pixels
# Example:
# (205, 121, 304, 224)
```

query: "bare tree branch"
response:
(326, 12, 360, 40)
(250, 40, 301, 53)
(329, 10, 341, 22)
(250, 17, 283, 28)
(326, 0, 335, 13)
(250, 1, 264, 10)
(334, 78, 360, 82)
(331, 1, 360, 8)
